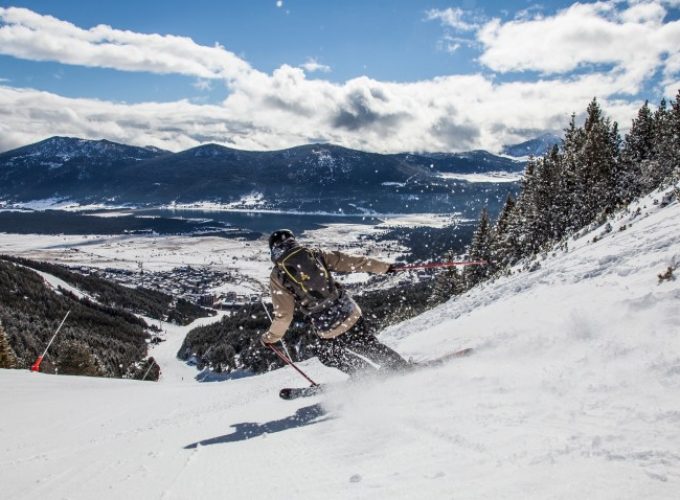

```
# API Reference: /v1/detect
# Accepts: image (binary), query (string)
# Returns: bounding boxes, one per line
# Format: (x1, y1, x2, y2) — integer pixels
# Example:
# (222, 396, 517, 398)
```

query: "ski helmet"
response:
(268, 229, 295, 249)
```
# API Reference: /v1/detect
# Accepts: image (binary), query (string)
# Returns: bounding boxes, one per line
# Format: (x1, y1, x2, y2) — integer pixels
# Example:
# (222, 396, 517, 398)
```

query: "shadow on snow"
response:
(184, 404, 330, 449)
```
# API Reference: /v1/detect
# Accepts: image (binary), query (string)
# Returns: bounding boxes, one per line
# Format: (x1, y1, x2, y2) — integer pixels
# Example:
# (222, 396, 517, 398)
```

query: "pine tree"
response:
(490, 194, 517, 270)
(57, 339, 103, 376)
(622, 100, 656, 196)
(465, 208, 493, 287)
(533, 145, 562, 241)
(0, 321, 18, 369)
(429, 256, 464, 304)
(652, 97, 677, 186)
(494, 194, 516, 237)
(560, 113, 587, 230)
(507, 157, 549, 258)
(671, 91, 680, 180)
(579, 98, 618, 220)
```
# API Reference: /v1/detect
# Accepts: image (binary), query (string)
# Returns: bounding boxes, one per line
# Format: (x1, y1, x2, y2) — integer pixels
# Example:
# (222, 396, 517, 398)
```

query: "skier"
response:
(261, 229, 410, 375)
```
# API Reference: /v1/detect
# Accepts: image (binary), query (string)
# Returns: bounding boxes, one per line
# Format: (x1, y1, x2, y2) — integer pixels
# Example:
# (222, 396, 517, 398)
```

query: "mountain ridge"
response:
(0, 136, 526, 215)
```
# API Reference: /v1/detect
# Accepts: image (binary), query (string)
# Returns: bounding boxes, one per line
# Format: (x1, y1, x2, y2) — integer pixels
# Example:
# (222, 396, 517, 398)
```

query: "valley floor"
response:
(0, 219, 407, 297)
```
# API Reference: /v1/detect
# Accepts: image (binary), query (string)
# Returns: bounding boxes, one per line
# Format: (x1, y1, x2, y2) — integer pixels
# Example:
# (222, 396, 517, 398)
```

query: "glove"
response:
(260, 332, 278, 347)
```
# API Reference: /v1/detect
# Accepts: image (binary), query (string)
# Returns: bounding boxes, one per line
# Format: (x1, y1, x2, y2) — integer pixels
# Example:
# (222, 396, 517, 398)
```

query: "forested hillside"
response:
(1, 256, 213, 325)
(0, 260, 150, 377)
(464, 93, 680, 288)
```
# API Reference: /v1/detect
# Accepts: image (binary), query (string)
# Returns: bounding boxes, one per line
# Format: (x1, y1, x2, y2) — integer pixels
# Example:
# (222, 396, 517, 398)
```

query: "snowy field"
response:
(438, 171, 523, 183)
(1, 185, 679, 499)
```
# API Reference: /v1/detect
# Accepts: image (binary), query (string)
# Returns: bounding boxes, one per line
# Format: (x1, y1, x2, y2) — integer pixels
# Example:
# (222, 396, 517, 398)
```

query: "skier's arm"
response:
(261, 275, 295, 344)
(320, 249, 391, 274)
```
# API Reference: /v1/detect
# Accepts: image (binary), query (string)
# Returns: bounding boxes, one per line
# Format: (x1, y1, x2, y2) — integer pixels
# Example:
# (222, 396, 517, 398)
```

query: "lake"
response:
(136, 208, 386, 235)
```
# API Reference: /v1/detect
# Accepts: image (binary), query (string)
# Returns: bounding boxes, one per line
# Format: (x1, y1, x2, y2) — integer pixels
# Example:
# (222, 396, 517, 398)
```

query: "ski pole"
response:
(260, 298, 273, 322)
(261, 298, 294, 363)
(391, 260, 488, 272)
(266, 343, 319, 387)
(31, 309, 70, 372)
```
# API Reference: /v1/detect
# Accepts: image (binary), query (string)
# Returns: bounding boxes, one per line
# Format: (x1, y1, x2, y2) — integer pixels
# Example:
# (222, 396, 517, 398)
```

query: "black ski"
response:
(279, 384, 326, 400)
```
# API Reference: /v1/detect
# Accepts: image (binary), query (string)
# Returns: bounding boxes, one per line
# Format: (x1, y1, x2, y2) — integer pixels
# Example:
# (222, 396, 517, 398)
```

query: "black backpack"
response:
(275, 246, 341, 313)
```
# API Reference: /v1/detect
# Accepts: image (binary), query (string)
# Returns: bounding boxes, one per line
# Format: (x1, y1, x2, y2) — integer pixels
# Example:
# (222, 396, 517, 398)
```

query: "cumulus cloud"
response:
(0, 6, 257, 83)
(0, 4, 676, 155)
(426, 7, 480, 32)
(300, 58, 331, 73)
(0, 69, 643, 155)
(476, 0, 680, 92)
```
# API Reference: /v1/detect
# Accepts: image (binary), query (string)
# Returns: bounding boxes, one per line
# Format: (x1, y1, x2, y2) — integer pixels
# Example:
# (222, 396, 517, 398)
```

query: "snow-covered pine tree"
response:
(490, 193, 517, 270)
(579, 98, 619, 221)
(465, 208, 493, 287)
(652, 96, 679, 187)
(671, 91, 680, 179)
(429, 251, 464, 304)
(57, 339, 103, 376)
(559, 113, 587, 231)
(622, 100, 656, 198)
(532, 145, 562, 243)
(0, 321, 18, 369)
(607, 120, 625, 208)
(508, 158, 539, 257)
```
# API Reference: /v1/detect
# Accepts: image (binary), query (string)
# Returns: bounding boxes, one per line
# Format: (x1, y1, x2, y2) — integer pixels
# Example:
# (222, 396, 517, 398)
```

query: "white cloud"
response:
(426, 8, 480, 32)
(476, 1, 680, 93)
(0, 6, 257, 83)
(439, 34, 478, 53)
(300, 58, 331, 73)
(0, 70, 645, 155)
(192, 79, 213, 91)
(0, 5, 676, 156)
(276, 1, 284, 8)
(514, 4, 547, 22)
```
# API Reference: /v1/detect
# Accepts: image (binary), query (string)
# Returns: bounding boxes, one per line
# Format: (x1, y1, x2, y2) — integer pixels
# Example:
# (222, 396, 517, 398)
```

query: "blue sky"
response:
(0, 0, 541, 102)
(1, 1, 679, 153)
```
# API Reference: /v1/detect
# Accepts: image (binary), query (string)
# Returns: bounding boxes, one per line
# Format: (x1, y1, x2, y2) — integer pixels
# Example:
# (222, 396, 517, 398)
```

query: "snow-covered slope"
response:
(1, 186, 679, 499)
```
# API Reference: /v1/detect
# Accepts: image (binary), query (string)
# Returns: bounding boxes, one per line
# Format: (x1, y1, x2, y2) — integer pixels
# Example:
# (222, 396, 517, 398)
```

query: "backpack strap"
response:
(276, 247, 330, 294)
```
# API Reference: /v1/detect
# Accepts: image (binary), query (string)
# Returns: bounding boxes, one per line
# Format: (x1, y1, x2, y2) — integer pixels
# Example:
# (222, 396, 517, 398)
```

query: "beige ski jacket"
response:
(262, 250, 391, 343)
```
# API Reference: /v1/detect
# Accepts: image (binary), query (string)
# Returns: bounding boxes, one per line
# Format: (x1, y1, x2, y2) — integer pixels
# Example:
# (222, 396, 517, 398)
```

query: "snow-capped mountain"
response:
(0, 136, 169, 166)
(502, 133, 562, 158)
(2, 182, 678, 499)
(0, 137, 524, 215)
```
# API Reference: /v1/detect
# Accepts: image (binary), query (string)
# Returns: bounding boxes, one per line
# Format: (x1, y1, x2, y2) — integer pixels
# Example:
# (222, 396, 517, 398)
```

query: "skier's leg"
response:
(312, 335, 372, 375)
(343, 318, 410, 371)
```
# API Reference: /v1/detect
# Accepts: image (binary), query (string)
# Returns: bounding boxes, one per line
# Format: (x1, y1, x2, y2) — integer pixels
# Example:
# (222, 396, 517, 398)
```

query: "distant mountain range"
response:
(0, 136, 539, 216)
(501, 133, 561, 158)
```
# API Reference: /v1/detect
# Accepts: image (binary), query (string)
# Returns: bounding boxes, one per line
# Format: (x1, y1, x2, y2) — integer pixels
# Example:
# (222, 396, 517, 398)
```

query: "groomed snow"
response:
(1, 185, 679, 499)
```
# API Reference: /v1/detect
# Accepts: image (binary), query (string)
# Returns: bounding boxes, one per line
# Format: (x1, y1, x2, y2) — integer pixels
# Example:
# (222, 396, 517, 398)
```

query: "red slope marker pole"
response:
(391, 260, 488, 272)
(31, 310, 70, 373)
